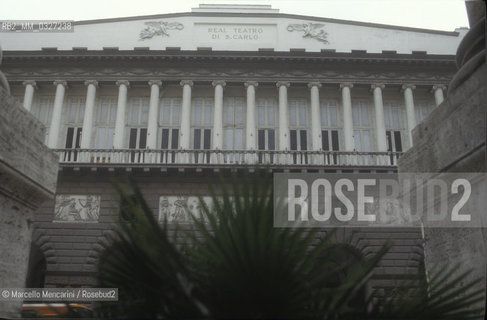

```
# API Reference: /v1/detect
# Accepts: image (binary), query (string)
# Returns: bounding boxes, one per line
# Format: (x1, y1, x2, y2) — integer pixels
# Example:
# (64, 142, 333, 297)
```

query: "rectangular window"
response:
(96, 127, 114, 149)
(191, 98, 213, 151)
(257, 129, 276, 150)
(290, 129, 308, 164)
(320, 100, 338, 127)
(129, 98, 150, 125)
(256, 99, 278, 159)
(384, 101, 406, 150)
(224, 97, 246, 151)
(128, 128, 147, 163)
(35, 97, 54, 125)
(415, 101, 434, 125)
(129, 128, 147, 149)
(320, 100, 340, 155)
(97, 97, 117, 125)
(64, 127, 82, 161)
(352, 101, 374, 151)
(193, 128, 211, 163)
(161, 128, 169, 149)
(160, 98, 181, 126)
(67, 97, 85, 124)
(65, 127, 82, 149)
(159, 128, 179, 163)
(257, 129, 276, 163)
(159, 98, 182, 152)
(386, 130, 403, 153)
(289, 99, 309, 161)
(289, 99, 308, 127)
(354, 129, 372, 152)
(95, 97, 116, 149)
(321, 130, 339, 151)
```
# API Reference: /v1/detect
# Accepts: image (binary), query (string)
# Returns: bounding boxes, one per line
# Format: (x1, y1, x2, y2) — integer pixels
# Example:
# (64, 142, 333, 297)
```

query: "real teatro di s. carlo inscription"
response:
(194, 23, 277, 47)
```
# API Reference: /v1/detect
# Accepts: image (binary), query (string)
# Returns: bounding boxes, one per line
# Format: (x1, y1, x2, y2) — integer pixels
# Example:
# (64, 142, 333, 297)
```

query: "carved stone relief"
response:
(53, 195, 101, 222)
(287, 23, 329, 44)
(158, 196, 215, 223)
(139, 21, 184, 40)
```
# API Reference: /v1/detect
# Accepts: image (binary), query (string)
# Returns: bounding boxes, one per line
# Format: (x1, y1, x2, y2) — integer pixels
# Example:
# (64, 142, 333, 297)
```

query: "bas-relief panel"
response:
(53, 195, 101, 223)
(158, 196, 216, 223)
(139, 21, 184, 40)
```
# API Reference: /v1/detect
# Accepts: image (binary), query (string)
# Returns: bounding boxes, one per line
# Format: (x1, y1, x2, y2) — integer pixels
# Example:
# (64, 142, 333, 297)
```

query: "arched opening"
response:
(318, 244, 367, 314)
(25, 243, 46, 288)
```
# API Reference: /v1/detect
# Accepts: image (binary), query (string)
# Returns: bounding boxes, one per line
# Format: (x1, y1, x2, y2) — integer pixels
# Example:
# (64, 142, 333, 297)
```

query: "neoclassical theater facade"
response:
(2, 5, 466, 291)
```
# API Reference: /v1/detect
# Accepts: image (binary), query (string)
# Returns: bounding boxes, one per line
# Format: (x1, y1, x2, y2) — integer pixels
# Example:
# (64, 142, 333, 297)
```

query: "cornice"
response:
(3, 52, 455, 86)
(4, 74, 453, 87)
(2, 50, 456, 66)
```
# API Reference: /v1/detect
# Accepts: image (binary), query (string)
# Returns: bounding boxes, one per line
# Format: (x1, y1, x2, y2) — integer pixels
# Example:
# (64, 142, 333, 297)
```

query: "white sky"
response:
(1, 0, 470, 31)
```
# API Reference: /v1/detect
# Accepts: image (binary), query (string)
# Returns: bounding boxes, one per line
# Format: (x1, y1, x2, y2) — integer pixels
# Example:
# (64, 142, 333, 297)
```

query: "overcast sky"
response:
(1, 0, 470, 31)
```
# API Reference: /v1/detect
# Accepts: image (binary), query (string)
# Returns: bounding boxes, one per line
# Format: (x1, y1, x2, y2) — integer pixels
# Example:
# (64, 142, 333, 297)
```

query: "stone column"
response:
(113, 80, 129, 149)
(277, 81, 290, 151)
(212, 80, 226, 150)
(80, 80, 98, 149)
(340, 83, 355, 151)
(432, 84, 446, 106)
(0, 87, 58, 318)
(371, 83, 387, 152)
(245, 81, 258, 150)
(147, 80, 162, 149)
(22, 80, 36, 112)
(402, 84, 417, 148)
(308, 82, 322, 151)
(47, 80, 67, 148)
(179, 80, 193, 149)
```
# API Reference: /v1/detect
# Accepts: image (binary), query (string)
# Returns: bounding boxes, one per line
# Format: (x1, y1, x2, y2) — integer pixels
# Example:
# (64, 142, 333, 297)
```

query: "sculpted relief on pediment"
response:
(287, 23, 329, 44)
(139, 21, 184, 41)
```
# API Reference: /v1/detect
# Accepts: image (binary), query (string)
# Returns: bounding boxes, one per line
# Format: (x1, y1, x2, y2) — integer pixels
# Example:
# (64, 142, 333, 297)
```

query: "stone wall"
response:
(0, 88, 58, 318)
(398, 8, 486, 316)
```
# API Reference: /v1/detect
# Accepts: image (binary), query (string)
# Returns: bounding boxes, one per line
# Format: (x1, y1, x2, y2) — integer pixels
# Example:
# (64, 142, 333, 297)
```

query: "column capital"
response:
(371, 83, 385, 91)
(432, 84, 447, 91)
(339, 82, 354, 89)
(401, 84, 416, 92)
(307, 82, 322, 89)
(212, 80, 226, 87)
(180, 80, 194, 87)
(276, 81, 290, 88)
(53, 80, 68, 88)
(22, 80, 37, 88)
(244, 81, 258, 88)
(116, 80, 130, 87)
(84, 80, 99, 87)
(148, 80, 162, 87)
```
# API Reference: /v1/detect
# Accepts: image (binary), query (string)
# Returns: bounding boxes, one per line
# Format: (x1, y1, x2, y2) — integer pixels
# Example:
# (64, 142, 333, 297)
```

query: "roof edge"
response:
(72, 11, 461, 36)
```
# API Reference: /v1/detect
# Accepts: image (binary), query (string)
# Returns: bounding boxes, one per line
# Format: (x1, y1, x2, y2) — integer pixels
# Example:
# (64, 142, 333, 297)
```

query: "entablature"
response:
(3, 50, 456, 86)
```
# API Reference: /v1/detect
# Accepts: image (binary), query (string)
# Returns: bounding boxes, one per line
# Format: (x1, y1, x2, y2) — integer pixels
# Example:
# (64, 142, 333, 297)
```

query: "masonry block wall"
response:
(398, 33, 487, 315)
(31, 169, 422, 303)
(0, 88, 58, 318)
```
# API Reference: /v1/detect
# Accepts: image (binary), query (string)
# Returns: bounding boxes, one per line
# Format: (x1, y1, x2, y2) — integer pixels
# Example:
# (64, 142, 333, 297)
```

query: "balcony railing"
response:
(53, 149, 402, 167)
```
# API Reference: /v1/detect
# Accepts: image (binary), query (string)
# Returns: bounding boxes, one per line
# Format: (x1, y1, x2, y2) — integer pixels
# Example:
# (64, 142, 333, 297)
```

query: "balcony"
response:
(54, 149, 402, 170)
